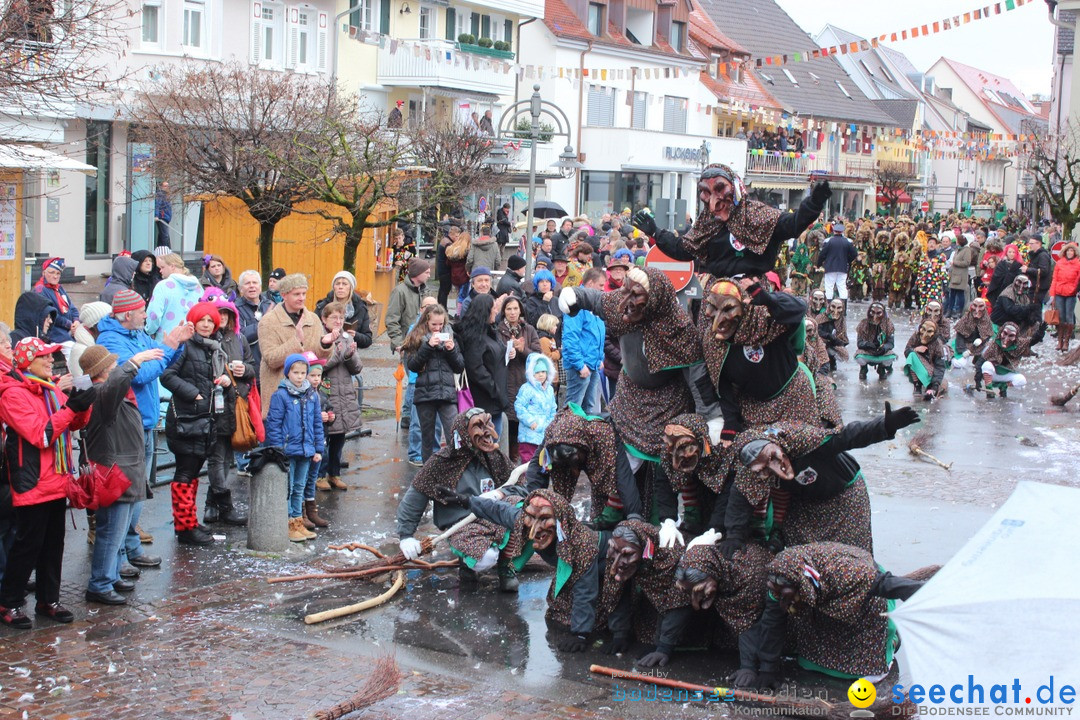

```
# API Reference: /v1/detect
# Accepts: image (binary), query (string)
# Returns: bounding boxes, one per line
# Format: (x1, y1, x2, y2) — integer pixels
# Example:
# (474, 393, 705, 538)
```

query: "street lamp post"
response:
(485, 84, 584, 283)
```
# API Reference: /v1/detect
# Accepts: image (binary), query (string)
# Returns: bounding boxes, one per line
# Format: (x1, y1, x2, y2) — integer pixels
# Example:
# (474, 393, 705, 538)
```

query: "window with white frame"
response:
(663, 96, 686, 134)
(836, 80, 851, 98)
(183, 0, 206, 52)
(418, 5, 434, 39)
(782, 68, 798, 86)
(251, 1, 285, 66)
(349, 0, 377, 32)
(670, 20, 684, 52)
(141, 1, 161, 47)
(586, 85, 615, 127)
(288, 6, 328, 72)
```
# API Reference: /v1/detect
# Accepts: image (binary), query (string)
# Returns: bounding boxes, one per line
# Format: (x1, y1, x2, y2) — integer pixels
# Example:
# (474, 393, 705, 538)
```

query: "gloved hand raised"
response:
(631, 208, 658, 238)
(658, 518, 684, 549)
(399, 537, 423, 561)
(810, 180, 832, 205)
(558, 287, 579, 316)
(883, 401, 919, 435)
(64, 386, 97, 413)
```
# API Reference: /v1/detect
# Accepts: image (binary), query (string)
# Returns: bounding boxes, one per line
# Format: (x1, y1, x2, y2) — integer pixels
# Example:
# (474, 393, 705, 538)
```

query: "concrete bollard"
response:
(247, 459, 289, 552)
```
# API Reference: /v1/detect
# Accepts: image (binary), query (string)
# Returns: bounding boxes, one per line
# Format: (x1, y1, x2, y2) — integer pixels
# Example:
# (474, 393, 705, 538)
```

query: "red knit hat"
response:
(111, 288, 145, 314)
(186, 301, 221, 329)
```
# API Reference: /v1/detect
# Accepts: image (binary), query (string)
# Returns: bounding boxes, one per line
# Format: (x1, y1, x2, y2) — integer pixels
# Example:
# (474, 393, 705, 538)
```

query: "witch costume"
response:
(678, 541, 772, 647)
(396, 411, 520, 568)
(854, 303, 896, 379)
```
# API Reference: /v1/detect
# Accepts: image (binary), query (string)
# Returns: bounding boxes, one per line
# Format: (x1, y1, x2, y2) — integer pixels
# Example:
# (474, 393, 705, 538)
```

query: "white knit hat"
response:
(79, 301, 112, 329)
(332, 270, 357, 293)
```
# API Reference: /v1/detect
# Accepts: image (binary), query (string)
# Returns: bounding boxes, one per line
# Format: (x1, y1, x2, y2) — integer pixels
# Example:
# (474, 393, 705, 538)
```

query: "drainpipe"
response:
(574, 40, 593, 214)
(514, 17, 538, 105)
(1047, 0, 1076, 29)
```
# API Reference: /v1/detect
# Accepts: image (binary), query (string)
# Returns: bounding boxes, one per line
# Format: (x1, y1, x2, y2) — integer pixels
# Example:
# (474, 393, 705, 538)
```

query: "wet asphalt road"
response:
(2, 300, 1078, 719)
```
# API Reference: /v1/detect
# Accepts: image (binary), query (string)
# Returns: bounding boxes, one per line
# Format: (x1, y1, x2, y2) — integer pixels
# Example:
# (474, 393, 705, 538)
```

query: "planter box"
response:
(456, 42, 515, 60)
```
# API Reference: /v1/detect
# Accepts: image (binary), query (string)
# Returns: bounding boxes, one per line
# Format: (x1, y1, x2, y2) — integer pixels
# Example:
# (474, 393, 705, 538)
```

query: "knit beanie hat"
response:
(277, 273, 309, 295)
(470, 266, 492, 279)
(506, 255, 526, 271)
(407, 258, 430, 279)
(79, 344, 117, 379)
(79, 301, 112, 329)
(111, 288, 145, 314)
(332, 270, 357, 293)
(186, 301, 221, 329)
(283, 353, 309, 375)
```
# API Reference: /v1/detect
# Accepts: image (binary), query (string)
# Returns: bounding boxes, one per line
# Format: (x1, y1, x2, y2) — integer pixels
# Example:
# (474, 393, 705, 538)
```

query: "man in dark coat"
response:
(1024, 236, 1053, 306)
(495, 255, 526, 299)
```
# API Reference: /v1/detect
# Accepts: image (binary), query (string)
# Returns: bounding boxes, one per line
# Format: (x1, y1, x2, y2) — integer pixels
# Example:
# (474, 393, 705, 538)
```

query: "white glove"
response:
(658, 518, 685, 549)
(973, 338, 982, 347)
(558, 286, 577, 315)
(706, 417, 726, 446)
(686, 528, 723, 550)
(399, 537, 423, 561)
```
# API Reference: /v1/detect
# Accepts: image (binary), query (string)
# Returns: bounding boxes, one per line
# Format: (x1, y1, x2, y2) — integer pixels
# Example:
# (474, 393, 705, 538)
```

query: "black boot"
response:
(176, 526, 213, 546)
(859, 365, 868, 381)
(213, 489, 247, 526)
(203, 492, 221, 524)
(877, 364, 888, 380)
(458, 565, 479, 588)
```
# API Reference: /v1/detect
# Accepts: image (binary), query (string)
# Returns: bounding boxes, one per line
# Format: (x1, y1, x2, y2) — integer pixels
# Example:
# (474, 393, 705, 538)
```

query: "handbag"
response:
(68, 440, 132, 511)
(246, 382, 266, 443)
(1044, 305, 1061, 326)
(456, 372, 474, 413)
(232, 394, 259, 450)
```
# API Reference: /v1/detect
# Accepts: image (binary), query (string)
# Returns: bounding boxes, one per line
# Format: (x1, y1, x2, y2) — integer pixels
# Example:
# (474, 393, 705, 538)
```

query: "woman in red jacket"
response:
(1051, 243, 1080, 352)
(0, 337, 93, 628)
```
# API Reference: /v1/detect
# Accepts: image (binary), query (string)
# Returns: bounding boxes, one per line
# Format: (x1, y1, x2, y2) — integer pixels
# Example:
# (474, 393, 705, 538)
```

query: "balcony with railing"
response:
(377, 39, 515, 97)
(744, 151, 878, 181)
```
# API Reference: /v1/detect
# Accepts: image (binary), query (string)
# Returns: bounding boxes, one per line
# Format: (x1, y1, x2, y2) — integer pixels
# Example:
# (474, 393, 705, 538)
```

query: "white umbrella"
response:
(892, 482, 1080, 709)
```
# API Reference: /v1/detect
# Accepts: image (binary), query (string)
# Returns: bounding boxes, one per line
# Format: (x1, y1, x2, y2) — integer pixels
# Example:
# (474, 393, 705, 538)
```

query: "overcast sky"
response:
(774, 0, 1056, 98)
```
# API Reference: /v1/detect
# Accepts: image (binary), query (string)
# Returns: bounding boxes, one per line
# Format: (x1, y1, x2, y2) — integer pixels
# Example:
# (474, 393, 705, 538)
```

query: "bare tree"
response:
(1029, 127, 1080, 240)
(0, 0, 131, 114)
(875, 162, 912, 217)
(129, 62, 332, 283)
(276, 110, 500, 274)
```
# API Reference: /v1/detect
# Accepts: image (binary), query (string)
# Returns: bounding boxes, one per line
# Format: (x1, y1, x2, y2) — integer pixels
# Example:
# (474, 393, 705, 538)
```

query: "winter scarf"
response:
(23, 373, 74, 474)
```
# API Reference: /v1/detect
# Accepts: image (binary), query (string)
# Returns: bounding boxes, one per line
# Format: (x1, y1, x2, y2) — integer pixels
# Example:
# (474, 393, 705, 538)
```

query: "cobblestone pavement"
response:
(0, 298, 1076, 719)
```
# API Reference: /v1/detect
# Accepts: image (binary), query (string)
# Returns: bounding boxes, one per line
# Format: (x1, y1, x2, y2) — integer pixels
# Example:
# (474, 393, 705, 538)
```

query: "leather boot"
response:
(214, 489, 247, 526)
(176, 526, 213, 546)
(1062, 324, 1074, 351)
(304, 499, 329, 528)
(203, 493, 221, 524)
(328, 476, 348, 491)
(300, 508, 315, 531)
(497, 557, 519, 593)
(288, 517, 308, 543)
(315, 477, 332, 491)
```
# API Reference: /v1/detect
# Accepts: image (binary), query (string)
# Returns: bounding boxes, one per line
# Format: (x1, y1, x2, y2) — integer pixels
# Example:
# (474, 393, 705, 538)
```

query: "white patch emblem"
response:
(730, 235, 746, 251)
(480, 477, 495, 494)
(794, 468, 818, 486)
(743, 345, 765, 363)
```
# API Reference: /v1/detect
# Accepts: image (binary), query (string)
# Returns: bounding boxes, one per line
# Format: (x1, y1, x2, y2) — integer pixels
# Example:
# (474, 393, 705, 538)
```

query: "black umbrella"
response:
(523, 200, 568, 219)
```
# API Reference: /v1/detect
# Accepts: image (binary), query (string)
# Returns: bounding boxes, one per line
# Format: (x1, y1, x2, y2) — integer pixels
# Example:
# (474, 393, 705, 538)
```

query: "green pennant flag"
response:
(1005, 0, 1015, 8)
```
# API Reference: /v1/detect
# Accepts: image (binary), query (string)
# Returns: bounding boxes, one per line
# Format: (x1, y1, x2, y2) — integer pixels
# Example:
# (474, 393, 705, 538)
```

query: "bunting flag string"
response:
(754, 0, 1033, 68)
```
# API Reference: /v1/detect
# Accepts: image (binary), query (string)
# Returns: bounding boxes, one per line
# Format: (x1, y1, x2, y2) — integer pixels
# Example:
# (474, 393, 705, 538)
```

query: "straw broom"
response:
(311, 655, 402, 720)
(1051, 382, 1080, 406)
(907, 430, 952, 471)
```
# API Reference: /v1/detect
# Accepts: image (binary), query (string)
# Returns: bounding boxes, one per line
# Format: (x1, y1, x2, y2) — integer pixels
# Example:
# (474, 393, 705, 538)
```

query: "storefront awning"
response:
(0, 144, 96, 175)
(749, 180, 806, 190)
(877, 187, 912, 204)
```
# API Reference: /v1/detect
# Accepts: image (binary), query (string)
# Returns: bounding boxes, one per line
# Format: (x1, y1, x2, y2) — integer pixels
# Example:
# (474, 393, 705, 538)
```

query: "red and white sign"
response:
(645, 245, 693, 292)
(921, 201, 930, 212)
(1052, 240, 1067, 260)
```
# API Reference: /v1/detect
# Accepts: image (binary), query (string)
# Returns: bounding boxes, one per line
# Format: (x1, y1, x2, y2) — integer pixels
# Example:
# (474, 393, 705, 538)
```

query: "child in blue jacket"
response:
(265, 353, 325, 542)
(514, 352, 557, 463)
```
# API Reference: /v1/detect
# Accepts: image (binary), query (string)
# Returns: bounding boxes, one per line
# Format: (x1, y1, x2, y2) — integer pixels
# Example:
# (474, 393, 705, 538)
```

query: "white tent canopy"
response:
(892, 482, 1080, 709)
(0, 144, 96, 175)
